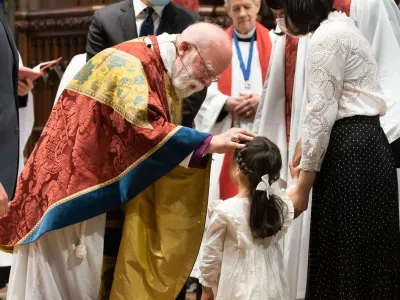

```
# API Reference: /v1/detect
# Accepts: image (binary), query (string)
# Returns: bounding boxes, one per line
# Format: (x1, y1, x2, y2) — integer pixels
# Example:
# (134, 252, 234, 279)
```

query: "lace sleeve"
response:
(299, 34, 346, 171)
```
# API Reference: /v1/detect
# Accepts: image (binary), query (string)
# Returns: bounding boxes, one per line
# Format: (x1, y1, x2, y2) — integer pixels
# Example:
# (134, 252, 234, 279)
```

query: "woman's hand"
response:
(288, 185, 310, 218)
(292, 139, 302, 167)
(201, 286, 214, 300)
(289, 162, 300, 181)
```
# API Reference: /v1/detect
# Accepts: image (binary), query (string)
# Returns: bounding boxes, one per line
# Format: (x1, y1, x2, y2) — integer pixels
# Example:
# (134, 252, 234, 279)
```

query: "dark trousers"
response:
(0, 266, 10, 289)
(176, 278, 202, 300)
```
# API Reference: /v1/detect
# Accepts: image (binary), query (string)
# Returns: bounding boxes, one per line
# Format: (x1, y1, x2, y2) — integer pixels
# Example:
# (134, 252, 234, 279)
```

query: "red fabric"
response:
(281, 0, 350, 145)
(218, 23, 272, 97)
(172, 0, 198, 12)
(334, 0, 351, 16)
(218, 23, 272, 200)
(0, 39, 177, 245)
(284, 36, 299, 144)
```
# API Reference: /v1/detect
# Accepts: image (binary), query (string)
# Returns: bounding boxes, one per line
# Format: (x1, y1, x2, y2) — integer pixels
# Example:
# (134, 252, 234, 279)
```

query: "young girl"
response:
(199, 137, 295, 300)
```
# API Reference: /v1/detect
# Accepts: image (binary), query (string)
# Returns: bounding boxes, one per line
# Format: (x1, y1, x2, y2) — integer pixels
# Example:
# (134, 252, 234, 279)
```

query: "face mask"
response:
(147, 0, 171, 6)
(276, 18, 308, 39)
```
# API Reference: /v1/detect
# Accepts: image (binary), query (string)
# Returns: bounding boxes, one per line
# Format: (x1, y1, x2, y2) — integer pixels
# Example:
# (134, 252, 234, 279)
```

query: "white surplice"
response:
(253, 27, 310, 299)
(54, 53, 87, 106)
(17, 53, 35, 178)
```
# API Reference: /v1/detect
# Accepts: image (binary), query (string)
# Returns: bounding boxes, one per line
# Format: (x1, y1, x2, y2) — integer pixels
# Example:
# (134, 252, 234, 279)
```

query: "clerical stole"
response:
(218, 22, 272, 200)
(334, 0, 351, 16)
(0, 36, 210, 299)
(284, 36, 299, 144)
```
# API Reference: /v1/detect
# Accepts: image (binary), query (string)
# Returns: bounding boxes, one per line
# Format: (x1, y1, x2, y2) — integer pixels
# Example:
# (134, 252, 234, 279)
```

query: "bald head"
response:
(177, 22, 232, 76)
(170, 22, 232, 98)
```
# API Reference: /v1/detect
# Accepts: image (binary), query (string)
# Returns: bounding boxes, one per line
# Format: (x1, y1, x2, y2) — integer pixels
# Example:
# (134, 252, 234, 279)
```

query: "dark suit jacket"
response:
(86, 0, 207, 128)
(0, 7, 20, 199)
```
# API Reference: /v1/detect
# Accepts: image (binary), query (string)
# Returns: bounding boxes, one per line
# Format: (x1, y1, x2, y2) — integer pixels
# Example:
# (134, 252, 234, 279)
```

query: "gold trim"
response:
(16, 126, 182, 245)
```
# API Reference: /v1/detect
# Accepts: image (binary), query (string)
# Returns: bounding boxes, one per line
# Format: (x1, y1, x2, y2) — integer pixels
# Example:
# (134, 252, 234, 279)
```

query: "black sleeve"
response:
(86, 10, 108, 62)
(18, 95, 28, 108)
(216, 109, 228, 123)
(181, 87, 207, 128)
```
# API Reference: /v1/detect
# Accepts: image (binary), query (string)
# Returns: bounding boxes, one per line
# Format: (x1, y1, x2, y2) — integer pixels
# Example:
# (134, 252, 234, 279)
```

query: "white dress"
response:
(199, 193, 294, 300)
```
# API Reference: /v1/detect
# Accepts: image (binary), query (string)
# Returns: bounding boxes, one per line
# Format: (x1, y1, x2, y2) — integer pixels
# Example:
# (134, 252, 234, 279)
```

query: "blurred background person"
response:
(0, 0, 20, 291)
(194, 0, 272, 203)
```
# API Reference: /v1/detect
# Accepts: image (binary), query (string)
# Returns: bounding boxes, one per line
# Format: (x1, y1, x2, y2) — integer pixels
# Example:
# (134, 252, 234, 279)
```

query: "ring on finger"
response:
(231, 134, 240, 143)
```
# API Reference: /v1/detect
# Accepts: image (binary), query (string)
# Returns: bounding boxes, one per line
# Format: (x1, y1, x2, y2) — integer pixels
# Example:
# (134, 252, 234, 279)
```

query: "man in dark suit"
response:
(0, 1, 19, 208)
(0, 0, 20, 289)
(86, 0, 207, 128)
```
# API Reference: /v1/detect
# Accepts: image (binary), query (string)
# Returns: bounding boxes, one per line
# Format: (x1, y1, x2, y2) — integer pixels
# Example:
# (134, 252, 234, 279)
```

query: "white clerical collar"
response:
(144, 33, 177, 77)
(133, 0, 164, 18)
(234, 27, 256, 39)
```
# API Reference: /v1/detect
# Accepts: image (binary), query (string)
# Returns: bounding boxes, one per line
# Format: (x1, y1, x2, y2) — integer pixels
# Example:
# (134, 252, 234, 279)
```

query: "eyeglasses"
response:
(179, 44, 219, 83)
(191, 45, 219, 83)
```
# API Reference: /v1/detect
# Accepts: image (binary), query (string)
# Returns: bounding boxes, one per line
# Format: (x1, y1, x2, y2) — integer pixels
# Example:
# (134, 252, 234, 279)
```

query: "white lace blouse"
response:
(299, 12, 387, 172)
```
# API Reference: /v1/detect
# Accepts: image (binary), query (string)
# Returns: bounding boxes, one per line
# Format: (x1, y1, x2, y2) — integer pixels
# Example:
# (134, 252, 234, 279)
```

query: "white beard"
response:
(171, 52, 204, 98)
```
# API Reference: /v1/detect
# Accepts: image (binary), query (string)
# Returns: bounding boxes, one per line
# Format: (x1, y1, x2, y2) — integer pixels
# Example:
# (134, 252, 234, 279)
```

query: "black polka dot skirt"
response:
(305, 115, 400, 300)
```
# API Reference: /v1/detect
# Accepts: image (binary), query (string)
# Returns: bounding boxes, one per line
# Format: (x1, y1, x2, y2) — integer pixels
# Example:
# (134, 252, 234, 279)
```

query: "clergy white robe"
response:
(254, 27, 310, 299)
(54, 53, 87, 107)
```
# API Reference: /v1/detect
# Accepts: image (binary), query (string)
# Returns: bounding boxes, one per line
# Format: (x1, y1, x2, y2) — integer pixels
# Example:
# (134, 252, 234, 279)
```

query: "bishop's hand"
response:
(205, 128, 255, 154)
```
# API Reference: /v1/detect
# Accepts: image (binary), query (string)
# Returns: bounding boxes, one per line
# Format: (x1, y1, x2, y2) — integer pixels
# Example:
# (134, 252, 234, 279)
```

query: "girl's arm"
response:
(199, 209, 228, 291)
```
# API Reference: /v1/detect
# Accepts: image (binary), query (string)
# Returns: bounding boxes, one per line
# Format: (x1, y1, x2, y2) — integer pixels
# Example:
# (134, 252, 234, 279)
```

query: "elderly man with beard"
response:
(0, 22, 254, 300)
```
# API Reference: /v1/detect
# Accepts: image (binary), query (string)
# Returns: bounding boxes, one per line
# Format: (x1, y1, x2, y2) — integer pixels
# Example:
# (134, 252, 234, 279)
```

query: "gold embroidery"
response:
(164, 74, 183, 125)
(17, 126, 182, 245)
(67, 48, 152, 129)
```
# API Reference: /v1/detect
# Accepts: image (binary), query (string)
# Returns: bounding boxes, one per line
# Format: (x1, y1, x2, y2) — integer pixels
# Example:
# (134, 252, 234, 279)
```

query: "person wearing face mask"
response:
(1, 22, 258, 300)
(194, 0, 272, 204)
(86, 0, 206, 129)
